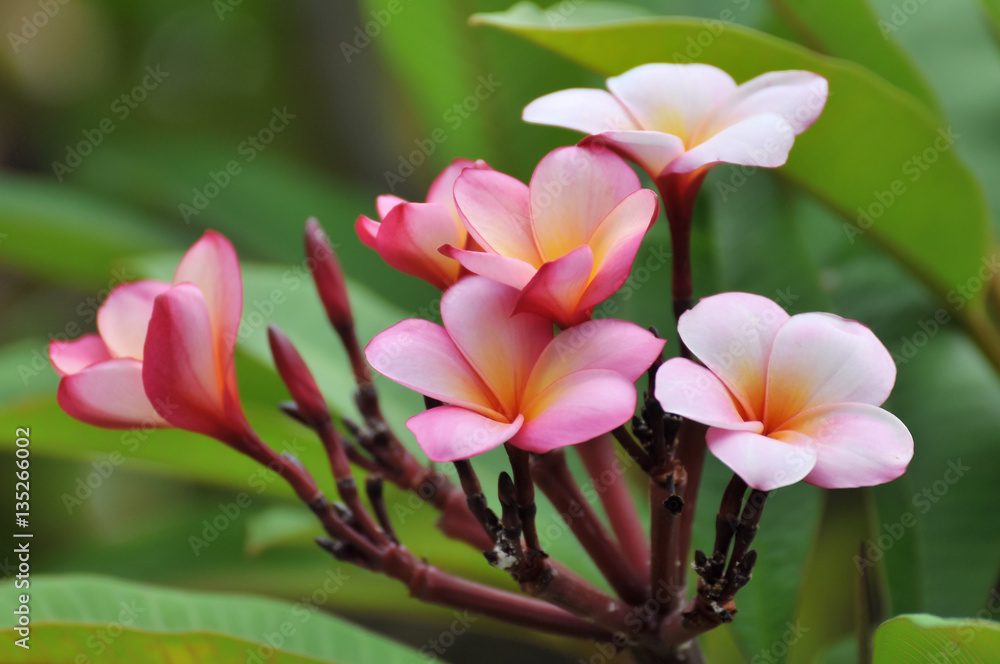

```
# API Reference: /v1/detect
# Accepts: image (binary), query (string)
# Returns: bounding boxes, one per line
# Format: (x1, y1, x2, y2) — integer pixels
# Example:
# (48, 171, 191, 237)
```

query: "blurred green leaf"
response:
(246, 505, 320, 556)
(873, 614, 1000, 662)
(0, 575, 424, 664)
(977, 0, 1000, 44)
(471, 4, 994, 314)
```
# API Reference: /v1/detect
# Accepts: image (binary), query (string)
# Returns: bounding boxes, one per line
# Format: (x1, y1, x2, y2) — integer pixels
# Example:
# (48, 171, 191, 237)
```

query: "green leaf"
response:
(470, 4, 994, 313)
(0, 575, 425, 664)
(873, 614, 1000, 663)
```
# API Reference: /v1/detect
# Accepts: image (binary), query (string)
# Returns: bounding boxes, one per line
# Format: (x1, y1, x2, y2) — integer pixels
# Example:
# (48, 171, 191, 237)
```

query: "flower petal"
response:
(515, 369, 636, 453)
(454, 168, 542, 266)
(425, 158, 491, 218)
(707, 71, 828, 137)
(528, 145, 640, 260)
(49, 334, 112, 376)
(606, 63, 737, 139)
(678, 292, 790, 421)
(96, 280, 171, 360)
(57, 358, 169, 429)
(523, 88, 639, 134)
(654, 358, 763, 433)
(377, 202, 464, 290)
(668, 113, 795, 174)
(356, 215, 381, 249)
(407, 408, 523, 462)
(764, 312, 896, 431)
(442, 276, 552, 413)
(706, 427, 817, 491)
(578, 188, 659, 311)
(143, 284, 242, 440)
(776, 403, 913, 489)
(365, 318, 501, 418)
(172, 231, 243, 364)
(513, 245, 594, 328)
(527, 319, 665, 401)
(440, 246, 537, 290)
(582, 130, 687, 180)
(376, 194, 406, 219)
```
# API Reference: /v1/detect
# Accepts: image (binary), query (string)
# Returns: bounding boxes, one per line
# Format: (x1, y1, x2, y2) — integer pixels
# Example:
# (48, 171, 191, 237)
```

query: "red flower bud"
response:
(305, 218, 353, 334)
(267, 324, 330, 428)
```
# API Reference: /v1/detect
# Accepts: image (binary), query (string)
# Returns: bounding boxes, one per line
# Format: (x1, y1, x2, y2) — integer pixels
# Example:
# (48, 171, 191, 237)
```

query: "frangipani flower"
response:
(443, 145, 659, 328)
(50, 231, 253, 445)
(356, 158, 491, 290)
(654, 292, 912, 491)
(365, 276, 665, 462)
(523, 63, 828, 185)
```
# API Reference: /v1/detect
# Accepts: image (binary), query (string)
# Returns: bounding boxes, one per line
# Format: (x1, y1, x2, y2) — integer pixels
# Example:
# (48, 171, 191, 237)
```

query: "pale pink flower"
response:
(356, 158, 491, 290)
(50, 231, 253, 444)
(523, 63, 828, 183)
(655, 292, 912, 491)
(443, 145, 659, 328)
(365, 276, 665, 462)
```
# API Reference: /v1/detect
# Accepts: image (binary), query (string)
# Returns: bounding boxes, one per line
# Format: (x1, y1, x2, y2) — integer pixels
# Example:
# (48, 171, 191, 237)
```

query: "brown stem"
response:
(576, 433, 649, 575)
(317, 419, 388, 545)
(505, 446, 543, 554)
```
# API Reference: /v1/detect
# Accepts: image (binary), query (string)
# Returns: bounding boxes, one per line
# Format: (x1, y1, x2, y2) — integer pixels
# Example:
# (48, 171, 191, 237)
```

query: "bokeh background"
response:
(2, 0, 1000, 662)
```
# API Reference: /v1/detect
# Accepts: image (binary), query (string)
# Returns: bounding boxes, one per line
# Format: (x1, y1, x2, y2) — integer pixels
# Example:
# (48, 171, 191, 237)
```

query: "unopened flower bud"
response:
(305, 217, 353, 334)
(268, 324, 330, 428)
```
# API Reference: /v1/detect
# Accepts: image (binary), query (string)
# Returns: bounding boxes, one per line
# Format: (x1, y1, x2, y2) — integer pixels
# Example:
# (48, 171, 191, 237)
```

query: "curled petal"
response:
(50, 335, 112, 376)
(582, 130, 687, 180)
(706, 427, 817, 491)
(708, 71, 828, 137)
(96, 280, 171, 360)
(426, 158, 491, 218)
(667, 113, 795, 174)
(678, 292, 790, 421)
(654, 358, 762, 433)
(764, 312, 896, 431)
(513, 245, 594, 328)
(377, 202, 464, 290)
(407, 409, 523, 462)
(516, 369, 636, 454)
(454, 168, 541, 266)
(777, 403, 913, 489)
(441, 246, 537, 290)
(523, 88, 639, 134)
(356, 215, 381, 249)
(375, 195, 406, 219)
(57, 359, 169, 429)
(365, 318, 501, 419)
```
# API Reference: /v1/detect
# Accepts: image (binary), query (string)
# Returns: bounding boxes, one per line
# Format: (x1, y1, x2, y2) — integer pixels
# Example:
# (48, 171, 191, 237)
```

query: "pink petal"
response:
(441, 277, 552, 413)
(668, 113, 795, 174)
(50, 335, 112, 376)
(57, 359, 169, 429)
(454, 168, 542, 266)
(441, 245, 538, 290)
(425, 158, 491, 218)
(764, 312, 896, 431)
(513, 245, 594, 328)
(96, 280, 171, 360)
(143, 284, 243, 440)
(173, 231, 243, 366)
(365, 318, 502, 419)
(776, 403, 913, 489)
(356, 215, 381, 249)
(582, 130, 687, 180)
(578, 188, 659, 311)
(377, 202, 464, 290)
(407, 408, 523, 462)
(678, 292, 790, 421)
(528, 145, 641, 260)
(606, 64, 737, 139)
(527, 319, 665, 401)
(654, 358, 763, 433)
(515, 369, 636, 453)
(707, 71, 828, 137)
(706, 427, 817, 491)
(522, 88, 639, 134)
(376, 195, 406, 219)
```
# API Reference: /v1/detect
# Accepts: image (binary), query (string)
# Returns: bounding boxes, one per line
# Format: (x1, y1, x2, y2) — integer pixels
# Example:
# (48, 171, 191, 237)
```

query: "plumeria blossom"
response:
(365, 276, 665, 462)
(523, 63, 828, 185)
(356, 158, 492, 290)
(443, 145, 659, 328)
(50, 231, 254, 445)
(654, 292, 912, 491)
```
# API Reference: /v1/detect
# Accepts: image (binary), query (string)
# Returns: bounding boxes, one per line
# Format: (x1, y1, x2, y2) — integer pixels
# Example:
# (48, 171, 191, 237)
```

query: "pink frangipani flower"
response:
(50, 231, 254, 445)
(356, 158, 492, 290)
(443, 145, 659, 328)
(523, 63, 828, 184)
(654, 292, 912, 491)
(365, 276, 665, 462)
